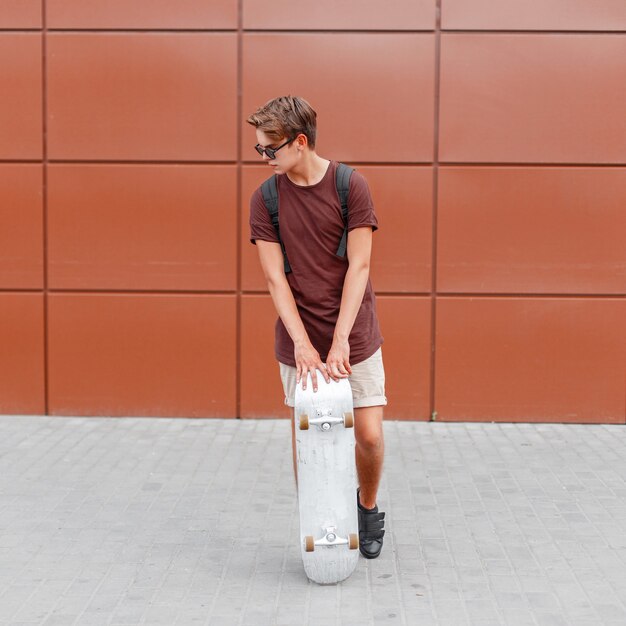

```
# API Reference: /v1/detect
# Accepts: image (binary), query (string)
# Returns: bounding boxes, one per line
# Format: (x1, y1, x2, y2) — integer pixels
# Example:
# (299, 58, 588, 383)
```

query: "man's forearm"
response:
(333, 265, 370, 343)
(267, 278, 309, 347)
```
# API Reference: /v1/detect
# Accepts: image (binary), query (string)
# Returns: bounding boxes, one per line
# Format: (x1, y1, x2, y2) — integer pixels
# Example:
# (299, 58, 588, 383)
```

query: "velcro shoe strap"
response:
(361, 528, 386, 541)
(361, 511, 385, 525)
(361, 511, 385, 533)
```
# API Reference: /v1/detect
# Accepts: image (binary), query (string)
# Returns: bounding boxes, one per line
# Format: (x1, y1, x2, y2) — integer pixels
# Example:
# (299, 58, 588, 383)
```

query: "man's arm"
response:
(256, 240, 330, 391)
(326, 226, 373, 379)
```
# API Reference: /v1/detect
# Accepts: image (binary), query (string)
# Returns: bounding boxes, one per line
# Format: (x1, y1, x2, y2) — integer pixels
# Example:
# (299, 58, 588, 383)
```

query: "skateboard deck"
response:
(294, 373, 359, 585)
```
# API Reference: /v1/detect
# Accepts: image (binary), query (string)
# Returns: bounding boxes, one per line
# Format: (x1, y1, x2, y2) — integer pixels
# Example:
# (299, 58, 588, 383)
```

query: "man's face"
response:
(255, 129, 298, 174)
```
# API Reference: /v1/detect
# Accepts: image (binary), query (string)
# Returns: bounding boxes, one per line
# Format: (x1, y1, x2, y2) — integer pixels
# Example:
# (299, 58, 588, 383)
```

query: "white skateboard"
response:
(294, 372, 359, 584)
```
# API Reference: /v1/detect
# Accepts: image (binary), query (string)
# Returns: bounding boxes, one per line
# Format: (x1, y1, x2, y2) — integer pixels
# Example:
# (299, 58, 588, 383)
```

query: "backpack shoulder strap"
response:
(335, 162, 354, 259)
(261, 175, 291, 274)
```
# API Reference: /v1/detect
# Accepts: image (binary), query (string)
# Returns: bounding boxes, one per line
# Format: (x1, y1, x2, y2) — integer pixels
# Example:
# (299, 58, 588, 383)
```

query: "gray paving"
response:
(0, 416, 625, 626)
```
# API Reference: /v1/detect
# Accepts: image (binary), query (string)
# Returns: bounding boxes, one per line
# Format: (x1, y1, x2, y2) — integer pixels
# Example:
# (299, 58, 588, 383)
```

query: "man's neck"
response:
(286, 153, 330, 187)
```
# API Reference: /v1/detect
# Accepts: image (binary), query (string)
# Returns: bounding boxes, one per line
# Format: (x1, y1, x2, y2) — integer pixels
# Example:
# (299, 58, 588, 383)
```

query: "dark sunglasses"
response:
(254, 137, 294, 159)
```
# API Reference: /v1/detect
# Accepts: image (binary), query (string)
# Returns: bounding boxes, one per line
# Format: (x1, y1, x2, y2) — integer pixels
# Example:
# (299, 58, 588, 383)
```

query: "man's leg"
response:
(291, 415, 297, 486)
(354, 405, 384, 508)
(278, 361, 298, 485)
(354, 404, 385, 558)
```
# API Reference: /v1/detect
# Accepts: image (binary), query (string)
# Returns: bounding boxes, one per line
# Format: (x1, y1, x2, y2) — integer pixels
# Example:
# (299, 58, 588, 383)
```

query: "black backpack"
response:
(260, 163, 354, 274)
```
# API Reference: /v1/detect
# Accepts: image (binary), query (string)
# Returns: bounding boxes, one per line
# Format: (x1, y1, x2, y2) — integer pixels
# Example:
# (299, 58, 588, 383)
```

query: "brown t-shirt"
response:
(249, 160, 383, 367)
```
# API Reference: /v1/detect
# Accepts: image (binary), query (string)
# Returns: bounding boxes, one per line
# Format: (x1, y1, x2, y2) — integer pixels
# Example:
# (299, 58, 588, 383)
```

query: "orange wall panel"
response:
(48, 165, 237, 291)
(0, 1, 41, 27)
(439, 34, 626, 164)
(48, 294, 237, 417)
(240, 295, 290, 419)
(442, 0, 626, 31)
(0, 294, 45, 415)
(435, 298, 626, 423)
(438, 167, 626, 294)
(242, 165, 433, 294)
(241, 295, 432, 420)
(241, 165, 272, 292)
(243, 0, 435, 30)
(360, 166, 432, 294)
(47, 33, 237, 161)
(0, 165, 43, 289)
(377, 297, 431, 420)
(0, 34, 42, 159)
(243, 33, 435, 163)
(47, 0, 237, 29)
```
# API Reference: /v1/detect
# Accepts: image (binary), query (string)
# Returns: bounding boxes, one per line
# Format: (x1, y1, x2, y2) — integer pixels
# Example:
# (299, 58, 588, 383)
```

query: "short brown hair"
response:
(246, 95, 317, 148)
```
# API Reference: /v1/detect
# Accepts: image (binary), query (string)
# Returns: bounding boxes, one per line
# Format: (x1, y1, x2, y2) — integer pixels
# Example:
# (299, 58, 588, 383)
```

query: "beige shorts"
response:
(279, 347, 387, 409)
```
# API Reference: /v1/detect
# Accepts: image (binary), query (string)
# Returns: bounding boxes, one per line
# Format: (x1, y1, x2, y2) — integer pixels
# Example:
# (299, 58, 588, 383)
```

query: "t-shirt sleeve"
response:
(249, 186, 280, 245)
(346, 170, 379, 233)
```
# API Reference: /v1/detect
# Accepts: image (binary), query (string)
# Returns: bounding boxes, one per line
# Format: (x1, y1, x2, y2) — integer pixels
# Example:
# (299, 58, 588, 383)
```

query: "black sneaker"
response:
(357, 489, 385, 559)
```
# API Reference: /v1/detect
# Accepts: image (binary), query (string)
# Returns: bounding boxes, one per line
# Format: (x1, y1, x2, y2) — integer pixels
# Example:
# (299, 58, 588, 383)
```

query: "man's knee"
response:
(354, 408, 384, 452)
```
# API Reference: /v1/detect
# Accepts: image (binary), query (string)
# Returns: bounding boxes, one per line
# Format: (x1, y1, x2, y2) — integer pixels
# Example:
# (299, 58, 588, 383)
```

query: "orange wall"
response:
(1, 2, 625, 422)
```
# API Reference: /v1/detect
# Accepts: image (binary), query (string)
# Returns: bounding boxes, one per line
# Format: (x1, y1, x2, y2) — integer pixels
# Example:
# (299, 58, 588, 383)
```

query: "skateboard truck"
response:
(299, 409, 354, 431)
(304, 526, 359, 552)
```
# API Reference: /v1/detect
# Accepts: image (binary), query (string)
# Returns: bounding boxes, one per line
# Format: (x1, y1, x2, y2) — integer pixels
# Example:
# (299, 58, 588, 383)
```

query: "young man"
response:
(247, 95, 386, 559)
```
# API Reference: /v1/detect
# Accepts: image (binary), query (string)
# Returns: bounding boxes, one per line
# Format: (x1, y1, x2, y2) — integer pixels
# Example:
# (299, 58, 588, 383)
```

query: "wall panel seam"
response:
(42, 0, 49, 415)
(44, 29, 239, 33)
(5, 29, 626, 35)
(236, 0, 243, 419)
(242, 29, 436, 34)
(18, 290, 626, 299)
(440, 29, 626, 35)
(429, 0, 442, 422)
(435, 294, 626, 299)
(5, 160, 626, 167)
(44, 290, 241, 296)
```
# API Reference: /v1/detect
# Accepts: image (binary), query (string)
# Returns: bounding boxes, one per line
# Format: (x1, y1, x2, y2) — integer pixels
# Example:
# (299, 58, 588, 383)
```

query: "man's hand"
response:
(326, 338, 352, 382)
(295, 339, 331, 392)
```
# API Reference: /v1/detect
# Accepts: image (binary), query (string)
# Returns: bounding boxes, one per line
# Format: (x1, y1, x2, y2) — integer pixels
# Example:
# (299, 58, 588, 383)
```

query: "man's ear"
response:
(295, 133, 308, 150)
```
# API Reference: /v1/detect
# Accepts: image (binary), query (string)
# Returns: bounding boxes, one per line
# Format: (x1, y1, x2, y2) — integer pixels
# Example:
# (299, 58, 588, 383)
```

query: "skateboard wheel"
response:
(343, 412, 354, 429)
(349, 533, 358, 550)
(299, 414, 309, 430)
(305, 535, 315, 552)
